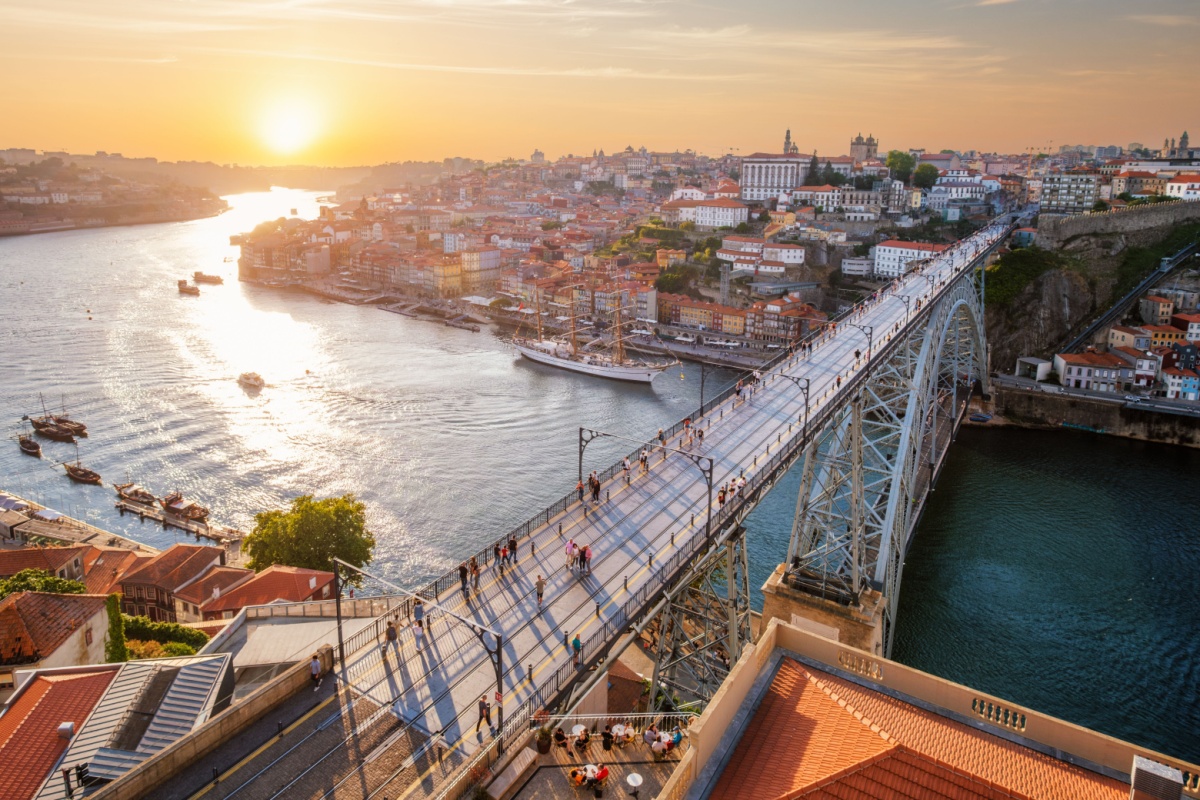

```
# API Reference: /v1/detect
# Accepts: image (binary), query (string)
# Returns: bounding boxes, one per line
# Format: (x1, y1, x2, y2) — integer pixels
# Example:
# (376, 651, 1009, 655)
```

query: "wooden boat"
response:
(193, 271, 224, 284)
(114, 482, 157, 506)
(178, 279, 200, 296)
(64, 462, 102, 485)
(30, 417, 76, 442)
(18, 435, 41, 457)
(969, 413, 992, 423)
(160, 492, 210, 522)
(51, 416, 87, 437)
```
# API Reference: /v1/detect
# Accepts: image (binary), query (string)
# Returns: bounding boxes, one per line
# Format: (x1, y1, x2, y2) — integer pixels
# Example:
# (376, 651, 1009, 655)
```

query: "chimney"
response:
(57, 721, 74, 739)
(212, 586, 220, 600)
(309, 576, 317, 590)
(1130, 756, 1184, 800)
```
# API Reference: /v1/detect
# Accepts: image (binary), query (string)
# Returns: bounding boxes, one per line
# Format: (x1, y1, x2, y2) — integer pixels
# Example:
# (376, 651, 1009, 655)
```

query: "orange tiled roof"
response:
(175, 565, 253, 606)
(81, 547, 147, 595)
(0, 592, 108, 661)
(0, 546, 89, 579)
(120, 543, 220, 592)
(202, 565, 332, 614)
(710, 657, 1127, 800)
(0, 669, 118, 800)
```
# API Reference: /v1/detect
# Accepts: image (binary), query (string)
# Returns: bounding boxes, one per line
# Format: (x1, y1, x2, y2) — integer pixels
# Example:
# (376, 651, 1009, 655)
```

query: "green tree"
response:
(734, 222, 752, 234)
(679, 221, 695, 231)
(885, 150, 917, 184)
(541, 221, 563, 231)
(807, 153, 820, 185)
(912, 163, 940, 190)
(0, 569, 86, 599)
(757, 211, 771, 223)
(105, 594, 128, 663)
(243, 494, 376, 577)
(1091, 200, 1110, 212)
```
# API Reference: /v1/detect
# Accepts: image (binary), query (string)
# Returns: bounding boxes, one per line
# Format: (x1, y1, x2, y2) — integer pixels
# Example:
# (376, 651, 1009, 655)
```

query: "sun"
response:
(258, 98, 321, 156)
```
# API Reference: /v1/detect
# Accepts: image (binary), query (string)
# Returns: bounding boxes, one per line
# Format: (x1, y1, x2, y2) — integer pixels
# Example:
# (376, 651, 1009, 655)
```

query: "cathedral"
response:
(850, 133, 878, 162)
(1161, 131, 1193, 159)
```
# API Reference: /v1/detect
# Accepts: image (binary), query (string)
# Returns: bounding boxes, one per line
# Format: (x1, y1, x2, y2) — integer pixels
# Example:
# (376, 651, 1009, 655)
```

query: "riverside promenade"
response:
(185, 220, 1013, 800)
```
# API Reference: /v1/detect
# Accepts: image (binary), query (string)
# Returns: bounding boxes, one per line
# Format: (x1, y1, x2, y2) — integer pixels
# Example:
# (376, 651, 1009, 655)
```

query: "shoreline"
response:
(0, 207, 227, 239)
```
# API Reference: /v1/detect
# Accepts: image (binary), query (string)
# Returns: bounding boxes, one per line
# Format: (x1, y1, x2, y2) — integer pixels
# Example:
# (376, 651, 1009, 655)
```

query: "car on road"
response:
(1124, 395, 1142, 402)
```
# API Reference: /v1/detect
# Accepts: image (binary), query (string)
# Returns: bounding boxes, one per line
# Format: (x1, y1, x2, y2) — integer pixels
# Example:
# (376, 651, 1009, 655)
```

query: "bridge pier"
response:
(761, 564, 885, 655)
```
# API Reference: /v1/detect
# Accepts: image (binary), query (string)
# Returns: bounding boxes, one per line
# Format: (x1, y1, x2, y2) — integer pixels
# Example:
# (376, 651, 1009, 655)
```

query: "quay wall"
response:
(982, 386, 1200, 449)
(1035, 199, 1200, 250)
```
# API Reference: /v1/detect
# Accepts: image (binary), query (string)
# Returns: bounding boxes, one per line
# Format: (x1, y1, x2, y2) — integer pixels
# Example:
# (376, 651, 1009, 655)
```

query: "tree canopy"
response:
(912, 163, 940, 190)
(885, 150, 916, 184)
(0, 568, 86, 599)
(243, 494, 376, 577)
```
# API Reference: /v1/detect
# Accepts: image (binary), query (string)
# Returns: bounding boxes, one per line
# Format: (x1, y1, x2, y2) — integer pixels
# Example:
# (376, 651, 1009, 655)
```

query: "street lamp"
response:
(778, 375, 811, 440)
(896, 294, 911, 322)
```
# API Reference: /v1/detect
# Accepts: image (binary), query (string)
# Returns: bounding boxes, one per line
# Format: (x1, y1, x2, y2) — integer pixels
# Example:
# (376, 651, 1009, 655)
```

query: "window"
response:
(85, 628, 93, 646)
(148, 588, 156, 601)
(135, 586, 143, 599)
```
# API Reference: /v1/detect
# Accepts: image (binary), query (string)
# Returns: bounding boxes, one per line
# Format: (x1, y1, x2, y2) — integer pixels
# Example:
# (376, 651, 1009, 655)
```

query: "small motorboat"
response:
(18, 434, 41, 457)
(160, 492, 209, 522)
(114, 482, 157, 506)
(30, 417, 76, 442)
(193, 271, 224, 285)
(969, 413, 993, 423)
(64, 462, 102, 485)
(237, 372, 266, 390)
(178, 279, 200, 296)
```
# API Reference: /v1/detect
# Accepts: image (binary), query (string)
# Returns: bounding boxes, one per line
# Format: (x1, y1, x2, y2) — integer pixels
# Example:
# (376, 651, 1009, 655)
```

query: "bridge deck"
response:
(216, 222, 1010, 800)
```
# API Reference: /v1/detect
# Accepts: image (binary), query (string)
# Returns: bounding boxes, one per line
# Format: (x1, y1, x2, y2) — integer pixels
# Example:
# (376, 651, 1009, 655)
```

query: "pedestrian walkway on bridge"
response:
(209, 220, 1014, 800)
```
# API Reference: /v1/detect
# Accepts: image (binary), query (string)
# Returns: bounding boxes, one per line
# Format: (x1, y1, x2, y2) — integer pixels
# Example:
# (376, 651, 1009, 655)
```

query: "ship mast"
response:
(534, 285, 544, 342)
(613, 299, 625, 365)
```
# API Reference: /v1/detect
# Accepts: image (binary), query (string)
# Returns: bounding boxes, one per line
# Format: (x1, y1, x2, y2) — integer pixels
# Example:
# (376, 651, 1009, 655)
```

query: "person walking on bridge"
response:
(623, 456, 631, 483)
(476, 695, 493, 734)
(566, 538, 576, 571)
(584, 544, 593, 574)
(470, 556, 480, 591)
(535, 574, 546, 609)
(572, 633, 583, 666)
(639, 449, 648, 475)
(577, 479, 585, 502)
(508, 535, 518, 565)
(459, 563, 469, 596)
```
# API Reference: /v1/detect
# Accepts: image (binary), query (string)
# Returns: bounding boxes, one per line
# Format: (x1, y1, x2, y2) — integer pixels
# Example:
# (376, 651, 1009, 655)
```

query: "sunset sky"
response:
(2, 0, 1196, 166)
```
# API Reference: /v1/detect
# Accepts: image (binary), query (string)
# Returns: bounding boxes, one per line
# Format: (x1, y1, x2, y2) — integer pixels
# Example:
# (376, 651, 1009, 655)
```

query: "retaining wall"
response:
(1035, 200, 1200, 250)
(990, 387, 1200, 449)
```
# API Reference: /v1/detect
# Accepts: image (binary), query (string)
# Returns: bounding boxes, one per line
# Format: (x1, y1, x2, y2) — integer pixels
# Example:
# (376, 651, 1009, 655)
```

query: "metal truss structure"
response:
(785, 264, 990, 658)
(647, 528, 751, 711)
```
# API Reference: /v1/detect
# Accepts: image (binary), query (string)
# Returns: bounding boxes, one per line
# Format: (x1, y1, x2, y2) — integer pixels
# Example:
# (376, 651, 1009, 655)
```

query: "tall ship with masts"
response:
(512, 289, 675, 383)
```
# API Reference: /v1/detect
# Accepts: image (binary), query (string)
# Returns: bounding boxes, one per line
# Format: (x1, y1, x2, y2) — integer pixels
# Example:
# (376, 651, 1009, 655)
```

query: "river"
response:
(1, 189, 1195, 762)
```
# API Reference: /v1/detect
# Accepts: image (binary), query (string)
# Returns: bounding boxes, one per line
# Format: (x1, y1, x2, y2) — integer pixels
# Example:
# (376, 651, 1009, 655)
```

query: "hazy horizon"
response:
(2, 0, 1196, 167)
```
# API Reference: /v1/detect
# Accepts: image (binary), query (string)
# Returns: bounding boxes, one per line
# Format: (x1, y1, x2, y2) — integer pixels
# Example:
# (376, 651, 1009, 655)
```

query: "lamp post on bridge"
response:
(843, 323, 874, 360)
(777, 375, 811, 441)
(896, 294, 911, 322)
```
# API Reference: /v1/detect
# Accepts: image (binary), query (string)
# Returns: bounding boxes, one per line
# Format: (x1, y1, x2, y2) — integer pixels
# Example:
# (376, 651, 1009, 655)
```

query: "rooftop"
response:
(0, 591, 108, 662)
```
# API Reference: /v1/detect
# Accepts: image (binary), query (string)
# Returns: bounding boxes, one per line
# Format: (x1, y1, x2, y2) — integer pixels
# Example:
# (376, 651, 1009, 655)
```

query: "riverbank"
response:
(1, 489, 157, 554)
(966, 385, 1200, 448)
(0, 204, 228, 237)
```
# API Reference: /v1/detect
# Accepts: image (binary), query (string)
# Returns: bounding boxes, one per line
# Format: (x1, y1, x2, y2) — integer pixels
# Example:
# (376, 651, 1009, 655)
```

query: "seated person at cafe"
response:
(592, 764, 610, 786)
(569, 768, 586, 787)
(601, 725, 614, 751)
(643, 725, 658, 746)
(575, 729, 591, 750)
(554, 728, 568, 748)
(671, 727, 683, 748)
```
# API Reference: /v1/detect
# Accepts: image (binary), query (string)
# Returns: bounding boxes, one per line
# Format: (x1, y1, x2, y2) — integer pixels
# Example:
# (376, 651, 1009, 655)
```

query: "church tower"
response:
(783, 129, 798, 155)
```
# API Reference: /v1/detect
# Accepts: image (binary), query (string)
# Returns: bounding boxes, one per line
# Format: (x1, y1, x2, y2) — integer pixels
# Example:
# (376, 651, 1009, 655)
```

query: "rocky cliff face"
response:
(986, 269, 1095, 370)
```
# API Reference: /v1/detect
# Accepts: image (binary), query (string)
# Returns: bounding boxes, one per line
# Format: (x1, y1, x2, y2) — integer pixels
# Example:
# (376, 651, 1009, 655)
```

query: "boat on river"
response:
(63, 459, 101, 485)
(193, 272, 224, 285)
(178, 279, 200, 296)
(29, 417, 76, 442)
(237, 372, 265, 390)
(513, 289, 675, 384)
(160, 492, 209, 522)
(114, 482, 157, 506)
(17, 434, 41, 457)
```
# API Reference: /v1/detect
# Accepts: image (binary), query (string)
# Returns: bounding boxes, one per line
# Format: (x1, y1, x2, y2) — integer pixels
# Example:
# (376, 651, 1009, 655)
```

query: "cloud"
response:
(207, 47, 761, 80)
(976, 0, 1017, 6)
(1125, 14, 1200, 27)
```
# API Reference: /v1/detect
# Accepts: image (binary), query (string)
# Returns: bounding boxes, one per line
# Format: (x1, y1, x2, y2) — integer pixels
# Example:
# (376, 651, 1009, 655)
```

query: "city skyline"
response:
(2, 0, 1197, 167)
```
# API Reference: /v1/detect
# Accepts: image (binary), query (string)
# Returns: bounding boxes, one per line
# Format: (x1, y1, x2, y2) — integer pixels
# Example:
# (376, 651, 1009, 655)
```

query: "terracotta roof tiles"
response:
(710, 657, 1127, 800)
(0, 592, 108, 661)
(201, 565, 332, 614)
(0, 546, 89, 579)
(0, 669, 118, 800)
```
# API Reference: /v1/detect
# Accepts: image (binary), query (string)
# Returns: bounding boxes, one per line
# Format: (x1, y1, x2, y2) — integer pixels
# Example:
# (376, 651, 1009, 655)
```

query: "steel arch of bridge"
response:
(785, 265, 989, 658)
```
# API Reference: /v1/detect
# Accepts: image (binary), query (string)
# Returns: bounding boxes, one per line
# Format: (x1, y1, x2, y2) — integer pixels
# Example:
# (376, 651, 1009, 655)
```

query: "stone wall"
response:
(990, 386, 1200, 449)
(1035, 199, 1200, 250)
